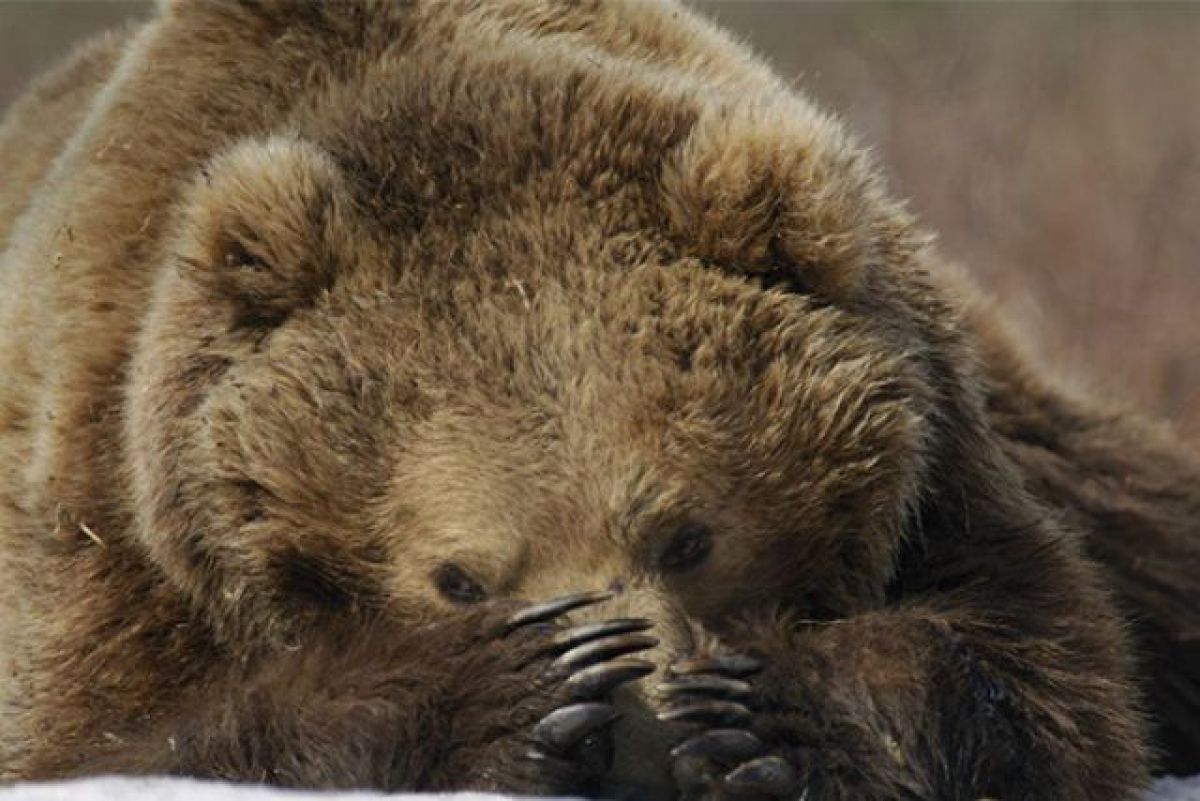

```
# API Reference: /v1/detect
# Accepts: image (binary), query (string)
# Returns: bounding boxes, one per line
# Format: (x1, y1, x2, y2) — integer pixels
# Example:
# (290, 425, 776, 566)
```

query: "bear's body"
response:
(1, 3, 1197, 799)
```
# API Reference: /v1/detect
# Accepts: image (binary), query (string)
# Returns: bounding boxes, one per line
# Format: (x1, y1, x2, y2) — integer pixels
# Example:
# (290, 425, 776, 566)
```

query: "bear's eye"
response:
(433, 563, 487, 604)
(657, 523, 713, 574)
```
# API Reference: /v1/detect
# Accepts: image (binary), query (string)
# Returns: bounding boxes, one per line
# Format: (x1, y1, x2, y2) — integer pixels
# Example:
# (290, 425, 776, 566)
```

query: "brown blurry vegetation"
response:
(3, 1, 1198, 440)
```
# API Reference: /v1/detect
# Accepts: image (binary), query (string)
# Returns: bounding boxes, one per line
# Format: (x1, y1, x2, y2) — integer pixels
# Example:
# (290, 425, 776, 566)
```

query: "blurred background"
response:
(2, 1, 1198, 440)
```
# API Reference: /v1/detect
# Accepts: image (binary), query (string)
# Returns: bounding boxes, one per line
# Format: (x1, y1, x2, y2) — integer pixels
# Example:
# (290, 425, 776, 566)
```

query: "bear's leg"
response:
(56, 593, 656, 795)
(971, 296, 1200, 774)
(661, 604, 1146, 801)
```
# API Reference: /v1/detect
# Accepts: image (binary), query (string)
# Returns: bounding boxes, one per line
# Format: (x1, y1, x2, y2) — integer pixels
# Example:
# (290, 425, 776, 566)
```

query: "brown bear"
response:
(1, 2, 1197, 800)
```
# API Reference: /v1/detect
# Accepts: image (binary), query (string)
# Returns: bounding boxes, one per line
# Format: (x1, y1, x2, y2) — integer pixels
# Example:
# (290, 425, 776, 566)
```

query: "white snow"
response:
(1, 776, 1198, 801)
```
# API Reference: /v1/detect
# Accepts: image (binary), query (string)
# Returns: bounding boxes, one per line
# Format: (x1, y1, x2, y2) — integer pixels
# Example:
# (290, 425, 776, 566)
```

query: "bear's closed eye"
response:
(657, 522, 713, 574)
(433, 562, 488, 604)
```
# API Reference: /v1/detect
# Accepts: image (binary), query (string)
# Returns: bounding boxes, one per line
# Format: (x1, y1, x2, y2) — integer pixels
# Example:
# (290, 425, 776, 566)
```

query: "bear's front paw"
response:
(659, 653, 806, 801)
(490, 591, 658, 788)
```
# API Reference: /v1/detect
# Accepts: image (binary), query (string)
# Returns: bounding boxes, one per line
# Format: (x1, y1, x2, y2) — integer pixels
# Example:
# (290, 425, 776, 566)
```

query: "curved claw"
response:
(553, 633, 659, 671)
(672, 753, 715, 795)
(564, 658, 656, 699)
(658, 674, 752, 700)
(724, 755, 800, 797)
(504, 591, 613, 633)
(658, 700, 753, 727)
(532, 702, 620, 755)
(550, 617, 654, 653)
(670, 728, 764, 763)
(669, 654, 763, 678)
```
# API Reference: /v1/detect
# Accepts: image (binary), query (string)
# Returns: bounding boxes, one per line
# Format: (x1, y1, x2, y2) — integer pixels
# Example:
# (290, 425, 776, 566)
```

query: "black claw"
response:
(669, 654, 763, 678)
(564, 658, 656, 699)
(670, 728, 764, 762)
(724, 755, 799, 796)
(553, 633, 659, 671)
(504, 591, 613, 633)
(574, 727, 616, 775)
(551, 618, 654, 653)
(658, 700, 753, 727)
(672, 754, 715, 794)
(532, 702, 620, 755)
(658, 674, 752, 700)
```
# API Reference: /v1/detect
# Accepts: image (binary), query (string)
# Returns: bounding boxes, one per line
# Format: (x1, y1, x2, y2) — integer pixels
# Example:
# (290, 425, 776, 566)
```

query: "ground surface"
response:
(0, 777, 1199, 801)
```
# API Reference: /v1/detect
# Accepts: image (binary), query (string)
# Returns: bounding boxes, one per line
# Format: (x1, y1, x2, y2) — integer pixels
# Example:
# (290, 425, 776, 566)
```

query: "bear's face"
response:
(126, 136, 931, 651)
(376, 265, 929, 650)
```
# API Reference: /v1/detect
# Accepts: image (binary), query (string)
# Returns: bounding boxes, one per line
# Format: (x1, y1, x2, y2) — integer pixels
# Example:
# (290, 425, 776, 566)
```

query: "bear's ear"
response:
(660, 96, 927, 302)
(176, 136, 353, 331)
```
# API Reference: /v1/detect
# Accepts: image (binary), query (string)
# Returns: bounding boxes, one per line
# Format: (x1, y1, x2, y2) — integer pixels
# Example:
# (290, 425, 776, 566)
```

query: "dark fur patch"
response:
(269, 548, 358, 614)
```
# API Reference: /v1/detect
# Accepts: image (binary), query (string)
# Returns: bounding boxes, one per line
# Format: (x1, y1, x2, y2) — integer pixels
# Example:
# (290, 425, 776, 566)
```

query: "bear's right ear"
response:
(175, 136, 355, 331)
(659, 94, 928, 305)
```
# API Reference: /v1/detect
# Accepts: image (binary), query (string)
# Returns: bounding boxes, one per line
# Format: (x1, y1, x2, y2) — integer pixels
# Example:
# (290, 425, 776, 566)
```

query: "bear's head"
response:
(125, 46, 998, 795)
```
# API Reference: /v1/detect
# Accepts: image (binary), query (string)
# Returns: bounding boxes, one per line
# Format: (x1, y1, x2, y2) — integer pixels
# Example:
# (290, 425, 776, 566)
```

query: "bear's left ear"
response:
(175, 135, 357, 331)
(660, 96, 927, 303)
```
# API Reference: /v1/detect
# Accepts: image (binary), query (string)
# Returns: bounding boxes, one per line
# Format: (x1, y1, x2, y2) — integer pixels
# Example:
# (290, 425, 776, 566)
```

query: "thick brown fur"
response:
(0, 2, 1196, 799)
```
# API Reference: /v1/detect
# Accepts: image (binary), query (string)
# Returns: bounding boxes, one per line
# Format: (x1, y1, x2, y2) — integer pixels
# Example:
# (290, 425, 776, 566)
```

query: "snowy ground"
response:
(0, 780, 514, 801)
(1147, 775, 1200, 801)
(1, 776, 1199, 801)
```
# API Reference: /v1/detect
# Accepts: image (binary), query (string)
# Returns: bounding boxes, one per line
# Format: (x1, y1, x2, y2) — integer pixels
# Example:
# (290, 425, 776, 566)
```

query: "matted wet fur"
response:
(1, 2, 1197, 799)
